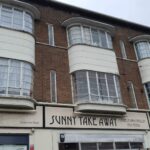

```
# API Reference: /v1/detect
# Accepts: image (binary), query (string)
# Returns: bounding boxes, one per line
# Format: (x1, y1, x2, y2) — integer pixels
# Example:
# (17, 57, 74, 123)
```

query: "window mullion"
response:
(11, 7, 14, 28)
(105, 73, 110, 102)
(6, 60, 10, 95)
(23, 11, 25, 31)
(90, 27, 93, 45)
(96, 72, 100, 101)
(20, 62, 23, 96)
(96, 143, 99, 150)
(81, 26, 84, 43)
(105, 32, 109, 48)
(79, 143, 81, 150)
(0, 5, 2, 26)
(114, 75, 119, 104)
(87, 71, 91, 102)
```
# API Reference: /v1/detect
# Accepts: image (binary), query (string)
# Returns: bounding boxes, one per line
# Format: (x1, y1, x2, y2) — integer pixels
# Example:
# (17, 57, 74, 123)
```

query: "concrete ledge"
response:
(0, 96, 35, 109)
(75, 103, 127, 114)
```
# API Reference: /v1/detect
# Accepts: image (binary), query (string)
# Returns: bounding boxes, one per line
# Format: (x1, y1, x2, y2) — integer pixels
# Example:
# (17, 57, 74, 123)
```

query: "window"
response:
(127, 81, 138, 108)
(135, 41, 150, 60)
(0, 58, 33, 97)
(72, 70, 121, 104)
(120, 40, 127, 59)
(68, 25, 113, 49)
(48, 24, 55, 46)
(0, 4, 33, 33)
(145, 82, 150, 104)
(50, 70, 57, 103)
(59, 142, 143, 150)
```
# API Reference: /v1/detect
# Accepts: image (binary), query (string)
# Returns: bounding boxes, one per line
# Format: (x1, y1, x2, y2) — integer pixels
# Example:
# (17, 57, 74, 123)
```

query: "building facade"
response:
(0, 0, 150, 149)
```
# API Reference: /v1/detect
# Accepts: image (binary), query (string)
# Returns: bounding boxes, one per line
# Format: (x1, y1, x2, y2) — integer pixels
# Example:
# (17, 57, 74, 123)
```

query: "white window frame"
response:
(134, 40, 150, 60)
(120, 40, 127, 59)
(0, 3, 33, 33)
(144, 83, 150, 108)
(127, 81, 138, 109)
(67, 24, 113, 49)
(0, 58, 33, 98)
(50, 70, 57, 103)
(72, 71, 121, 104)
(48, 24, 55, 46)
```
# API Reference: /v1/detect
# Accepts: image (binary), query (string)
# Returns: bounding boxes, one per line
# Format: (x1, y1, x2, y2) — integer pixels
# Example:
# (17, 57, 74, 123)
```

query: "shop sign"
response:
(0, 106, 43, 127)
(45, 107, 149, 130)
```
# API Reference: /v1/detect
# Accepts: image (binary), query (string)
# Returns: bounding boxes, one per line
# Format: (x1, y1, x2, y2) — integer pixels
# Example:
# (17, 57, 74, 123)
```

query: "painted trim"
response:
(62, 17, 115, 35)
(0, 0, 40, 19)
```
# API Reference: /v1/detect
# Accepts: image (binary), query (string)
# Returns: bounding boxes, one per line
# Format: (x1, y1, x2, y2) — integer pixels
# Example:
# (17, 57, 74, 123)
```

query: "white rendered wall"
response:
(68, 45, 119, 74)
(0, 28, 35, 64)
(138, 59, 150, 83)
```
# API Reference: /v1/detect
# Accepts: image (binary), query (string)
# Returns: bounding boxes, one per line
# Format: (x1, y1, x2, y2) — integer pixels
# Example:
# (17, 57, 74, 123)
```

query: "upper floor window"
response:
(120, 40, 127, 59)
(0, 58, 33, 97)
(50, 70, 57, 103)
(0, 4, 33, 33)
(68, 25, 113, 49)
(145, 82, 150, 105)
(72, 70, 121, 104)
(135, 41, 150, 60)
(48, 24, 55, 46)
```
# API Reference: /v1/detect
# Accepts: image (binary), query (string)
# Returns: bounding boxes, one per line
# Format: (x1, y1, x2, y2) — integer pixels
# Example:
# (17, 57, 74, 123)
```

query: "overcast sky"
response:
(56, 0, 150, 27)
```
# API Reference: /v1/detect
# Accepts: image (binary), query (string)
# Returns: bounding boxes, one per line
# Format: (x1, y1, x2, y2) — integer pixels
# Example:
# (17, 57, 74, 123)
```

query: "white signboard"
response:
(45, 107, 149, 130)
(0, 106, 43, 127)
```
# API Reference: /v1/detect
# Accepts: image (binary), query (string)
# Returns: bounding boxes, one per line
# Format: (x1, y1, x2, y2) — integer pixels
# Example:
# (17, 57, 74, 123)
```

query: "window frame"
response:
(50, 70, 57, 103)
(0, 58, 33, 98)
(134, 40, 150, 60)
(0, 3, 34, 33)
(72, 70, 121, 104)
(67, 24, 113, 50)
(48, 24, 55, 46)
(120, 40, 127, 59)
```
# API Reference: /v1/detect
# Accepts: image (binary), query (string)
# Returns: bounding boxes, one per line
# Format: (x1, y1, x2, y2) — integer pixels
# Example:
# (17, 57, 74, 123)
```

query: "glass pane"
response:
(115, 142, 129, 149)
(136, 41, 150, 59)
(107, 33, 113, 49)
(145, 82, 150, 103)
(107, 74, 116, 97)
(83, 27, 91, 45)
(48, 24, 54, 46)
(50, 70, 57, 102)
(24, 12, 33, 33)
(68, 26, 82, 45)
(88, 71, 99, 101)
(73, 71, 89, 103)
(98, 73, 108, 101)
(130, 142, 143, 149)
(99, 142, 113, 149)
(59, 143, 79, 150)
(91, 28, 100, 46)
(13, 9, 23, 30)
(1, 6, 12, 27)
(81, 143, 97, 150)
(99, 30, 107, 48)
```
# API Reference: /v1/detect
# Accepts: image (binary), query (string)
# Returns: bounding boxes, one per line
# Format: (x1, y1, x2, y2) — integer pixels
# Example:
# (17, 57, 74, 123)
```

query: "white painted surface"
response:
(68, 45, 119, 74)
(30, 130, 52, 150)
(138, 59, 150, 83)
(0, 28, 35, 64)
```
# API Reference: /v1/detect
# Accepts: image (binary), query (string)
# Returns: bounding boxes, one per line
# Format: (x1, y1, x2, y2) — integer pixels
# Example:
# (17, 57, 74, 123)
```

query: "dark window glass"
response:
(130, 142, 143, 149)
(115, 142, 129, 149)
(99, 142, 113, 149)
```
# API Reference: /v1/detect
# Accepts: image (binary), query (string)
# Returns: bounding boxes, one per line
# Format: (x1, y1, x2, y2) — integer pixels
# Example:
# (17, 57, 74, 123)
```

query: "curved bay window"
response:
(72, 70, 122, 104)
(0, 4, 33, 33)
(0, 58, 33, 97)
(68, 25, 113, 49)
(135, 41, 150, 60)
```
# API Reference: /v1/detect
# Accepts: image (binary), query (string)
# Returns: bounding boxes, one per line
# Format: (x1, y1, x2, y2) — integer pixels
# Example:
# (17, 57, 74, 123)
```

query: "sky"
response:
(56, 0, 150, 27)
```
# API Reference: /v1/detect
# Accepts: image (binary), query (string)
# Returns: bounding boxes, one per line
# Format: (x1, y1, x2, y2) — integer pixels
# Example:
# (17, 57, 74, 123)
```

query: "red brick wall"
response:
(33, 2, 148, 109)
